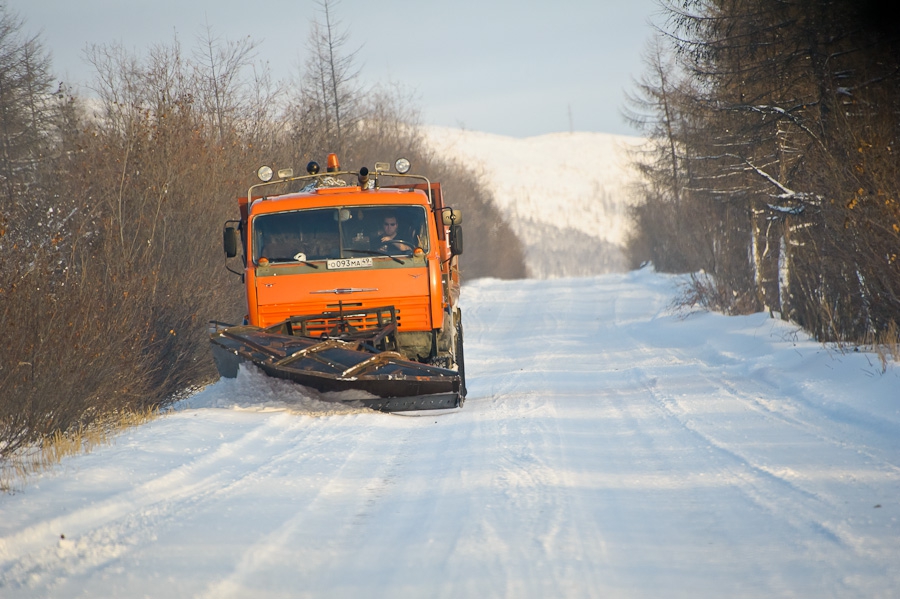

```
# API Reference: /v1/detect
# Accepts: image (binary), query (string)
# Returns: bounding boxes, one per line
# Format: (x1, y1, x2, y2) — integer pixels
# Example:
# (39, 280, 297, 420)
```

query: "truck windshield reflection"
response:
(253, 205, 429, 264)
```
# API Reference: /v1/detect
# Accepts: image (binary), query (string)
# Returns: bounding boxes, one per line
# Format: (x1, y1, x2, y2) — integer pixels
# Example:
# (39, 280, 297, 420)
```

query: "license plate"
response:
(326, 257, 373, 270)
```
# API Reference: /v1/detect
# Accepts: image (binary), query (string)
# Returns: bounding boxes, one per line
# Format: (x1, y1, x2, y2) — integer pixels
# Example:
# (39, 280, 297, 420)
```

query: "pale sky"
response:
(8, 0, 660, 138)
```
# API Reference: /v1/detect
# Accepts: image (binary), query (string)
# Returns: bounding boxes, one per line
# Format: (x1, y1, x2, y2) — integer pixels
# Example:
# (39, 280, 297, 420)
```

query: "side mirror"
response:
(441, 208, 462, 226)
(449, 224, 463, 256)
(223, 225, 239, 258)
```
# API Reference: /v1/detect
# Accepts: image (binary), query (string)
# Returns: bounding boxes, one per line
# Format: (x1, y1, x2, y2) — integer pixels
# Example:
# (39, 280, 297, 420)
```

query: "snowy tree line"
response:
(625, 0, 900, 346)
(0, 2, 525, 457)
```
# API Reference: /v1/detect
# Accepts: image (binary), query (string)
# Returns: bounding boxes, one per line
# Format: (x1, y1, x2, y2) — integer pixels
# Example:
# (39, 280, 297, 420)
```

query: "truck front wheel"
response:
(455, 310, 467, 399)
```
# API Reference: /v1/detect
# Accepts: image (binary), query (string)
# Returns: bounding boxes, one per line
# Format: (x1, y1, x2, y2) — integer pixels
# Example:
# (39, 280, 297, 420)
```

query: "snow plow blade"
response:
(209, 318, 462, 412)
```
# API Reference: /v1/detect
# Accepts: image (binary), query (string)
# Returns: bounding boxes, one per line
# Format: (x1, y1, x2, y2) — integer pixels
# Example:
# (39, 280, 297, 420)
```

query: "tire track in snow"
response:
(654, 378, 841, 521)
(561, 356, 804, 596)
(630, 357, 897, 571)
(445, 278, 627, 595)
(0, 412, 350, 590)
(561, 291, 857, 596)
(192, 413, 419, 598)
(713, 369, 900, 479)
(664, 338, 900, 487)
(460, 275, 900, 596)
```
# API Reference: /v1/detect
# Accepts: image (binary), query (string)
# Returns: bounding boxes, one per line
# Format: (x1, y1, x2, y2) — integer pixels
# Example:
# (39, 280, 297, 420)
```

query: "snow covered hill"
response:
(424, 127, 645, 278)
(2, 270, 898, 598)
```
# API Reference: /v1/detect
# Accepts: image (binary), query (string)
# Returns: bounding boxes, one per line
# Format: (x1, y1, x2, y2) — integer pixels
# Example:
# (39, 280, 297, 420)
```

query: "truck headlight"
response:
(257, 165, 273, 182)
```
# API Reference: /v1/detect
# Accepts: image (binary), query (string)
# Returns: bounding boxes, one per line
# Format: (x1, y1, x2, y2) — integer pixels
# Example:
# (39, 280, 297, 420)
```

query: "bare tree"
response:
(623, 34, 719, 274)
(293, 0, 361, 154)
(193, 23, 259, 142)
(0, 5, 54, 238)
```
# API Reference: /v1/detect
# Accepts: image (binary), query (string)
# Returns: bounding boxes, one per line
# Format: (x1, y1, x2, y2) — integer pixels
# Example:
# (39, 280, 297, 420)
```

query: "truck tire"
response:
(455, 310, 467, 400)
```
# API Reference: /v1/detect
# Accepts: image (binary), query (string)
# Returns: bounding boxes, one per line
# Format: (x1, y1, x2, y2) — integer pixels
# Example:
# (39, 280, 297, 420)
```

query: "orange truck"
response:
(209, 155, 466, 411)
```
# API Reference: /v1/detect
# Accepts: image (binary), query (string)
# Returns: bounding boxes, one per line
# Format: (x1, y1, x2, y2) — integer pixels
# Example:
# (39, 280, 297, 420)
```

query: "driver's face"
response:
(383, 219, 397, 231)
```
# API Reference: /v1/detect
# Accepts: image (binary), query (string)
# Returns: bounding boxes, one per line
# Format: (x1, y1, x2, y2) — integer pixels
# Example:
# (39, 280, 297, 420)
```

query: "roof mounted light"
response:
(307, 161, 320, 175)
(257, 165, 273, 182)
(374, 162, 390, 173)
(395, 157, 411, 174)
(327, 153, 340, 172)
(277, 167, 294, 179)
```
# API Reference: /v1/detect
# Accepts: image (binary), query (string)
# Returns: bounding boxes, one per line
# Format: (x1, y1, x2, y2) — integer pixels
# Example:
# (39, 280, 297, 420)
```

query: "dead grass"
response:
(0, 406, 160, 493)
(866, 320, 900, 373)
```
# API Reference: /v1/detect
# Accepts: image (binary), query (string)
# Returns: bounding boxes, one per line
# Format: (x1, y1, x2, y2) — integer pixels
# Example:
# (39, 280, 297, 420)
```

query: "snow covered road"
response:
(2, 270, 899, 598)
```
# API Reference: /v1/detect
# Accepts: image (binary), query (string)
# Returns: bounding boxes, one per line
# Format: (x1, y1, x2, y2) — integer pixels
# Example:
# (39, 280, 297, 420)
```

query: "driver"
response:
(378, 214, 412, 252)
(259, 220, 298, 262)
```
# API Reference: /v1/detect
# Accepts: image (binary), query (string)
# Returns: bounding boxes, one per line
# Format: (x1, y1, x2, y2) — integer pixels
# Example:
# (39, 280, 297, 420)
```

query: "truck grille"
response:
(258, 296, 432, 331)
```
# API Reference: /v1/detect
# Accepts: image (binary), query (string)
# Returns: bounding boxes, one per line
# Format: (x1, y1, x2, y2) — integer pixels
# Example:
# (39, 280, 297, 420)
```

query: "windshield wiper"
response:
(342, 248, 405, 264)
(267, 257, 319, 268)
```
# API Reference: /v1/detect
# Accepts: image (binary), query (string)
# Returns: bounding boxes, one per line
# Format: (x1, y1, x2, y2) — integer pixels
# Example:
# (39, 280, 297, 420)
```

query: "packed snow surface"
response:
(2, 269, 899, 598)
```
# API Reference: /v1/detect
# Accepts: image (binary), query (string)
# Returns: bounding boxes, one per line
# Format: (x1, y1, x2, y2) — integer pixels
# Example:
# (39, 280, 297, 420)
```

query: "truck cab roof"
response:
(248, 186, 431, 215)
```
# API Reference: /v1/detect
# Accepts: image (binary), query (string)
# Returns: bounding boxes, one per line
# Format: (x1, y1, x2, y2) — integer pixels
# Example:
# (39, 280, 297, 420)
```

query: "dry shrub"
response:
(0, 250, 153, 458)
(866, 320, 900, 372)
(676, 272, 760, 316)
(0, 40, 246, 462)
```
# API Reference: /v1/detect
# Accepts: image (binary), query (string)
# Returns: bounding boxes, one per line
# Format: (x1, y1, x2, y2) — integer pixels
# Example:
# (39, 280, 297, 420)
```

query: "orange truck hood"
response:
(252, 261, 433, 330)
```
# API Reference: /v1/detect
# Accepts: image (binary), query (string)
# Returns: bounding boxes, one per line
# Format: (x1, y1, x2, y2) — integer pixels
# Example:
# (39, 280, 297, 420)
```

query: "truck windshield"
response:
(252, 205, 430, 263)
